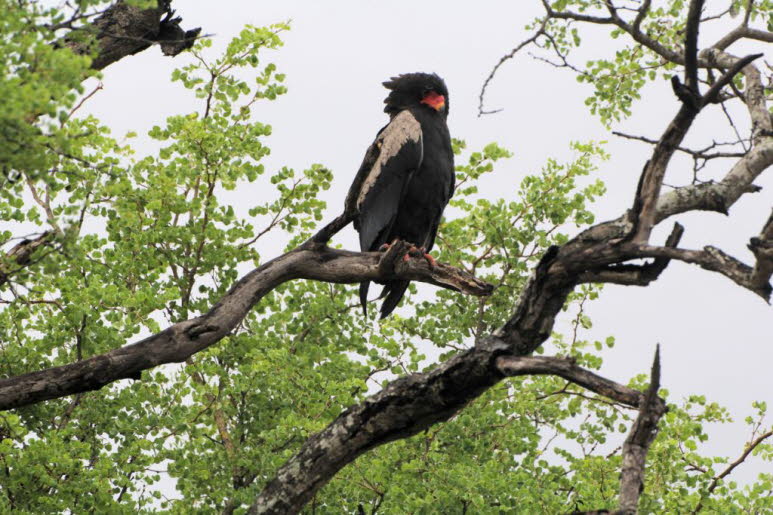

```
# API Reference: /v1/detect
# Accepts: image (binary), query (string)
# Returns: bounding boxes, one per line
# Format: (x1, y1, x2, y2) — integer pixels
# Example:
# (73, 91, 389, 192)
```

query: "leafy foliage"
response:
(530, 0, 772, 125)
(0, 3, 771, 514)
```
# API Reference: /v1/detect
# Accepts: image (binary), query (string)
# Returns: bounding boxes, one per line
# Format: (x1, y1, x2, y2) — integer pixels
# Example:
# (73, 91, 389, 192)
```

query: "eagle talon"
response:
(411, 246, 437, 267)
(406, 245, 423, 257)
(400, 245, 436, 266)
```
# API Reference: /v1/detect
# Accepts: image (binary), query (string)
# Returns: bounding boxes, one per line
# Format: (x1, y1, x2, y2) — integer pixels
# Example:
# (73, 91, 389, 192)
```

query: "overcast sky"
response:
(80, 1, 772, 485)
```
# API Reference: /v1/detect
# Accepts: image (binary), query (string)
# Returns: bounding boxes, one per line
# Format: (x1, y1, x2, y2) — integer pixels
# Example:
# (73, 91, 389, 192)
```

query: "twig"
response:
(612, 131, 745, 160)
(478, 18, 548, 116)
(691, 429, 773, 513)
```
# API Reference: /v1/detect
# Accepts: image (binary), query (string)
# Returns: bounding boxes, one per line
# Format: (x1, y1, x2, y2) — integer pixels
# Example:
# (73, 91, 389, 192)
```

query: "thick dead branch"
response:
(64, 1, 200, 71)
(630, 99, 700, 243)
(700, 48, 772, 144)
(249, 338, 666, 514)
(0, 245, 492, 410)
(618, 347, 665, 514)
(248, 337, 509, 514)
(578, 223, 684, 286)
(654, 141, 770, 222)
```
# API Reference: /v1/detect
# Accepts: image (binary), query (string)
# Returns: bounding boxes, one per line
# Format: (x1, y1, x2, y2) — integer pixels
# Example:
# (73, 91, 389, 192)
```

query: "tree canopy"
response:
(0, 1, 771, 513)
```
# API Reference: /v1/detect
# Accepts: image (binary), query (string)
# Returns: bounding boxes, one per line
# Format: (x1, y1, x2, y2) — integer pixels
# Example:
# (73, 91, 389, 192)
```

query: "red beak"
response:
(421, 92, 446, 111)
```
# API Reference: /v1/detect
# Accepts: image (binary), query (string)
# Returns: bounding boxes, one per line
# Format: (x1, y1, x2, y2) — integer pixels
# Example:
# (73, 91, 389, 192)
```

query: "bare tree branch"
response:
(631, 243, 770, 300)
(495, 355, 662, 411)
(478, 18, 548, 116)
(612, 131, 746, 161)
(700, 48, 772, 144)
(702, 52, 764, 105)
(653, 142, 770, 223)
(578, 223, 684, 286)
(249, 335, 666, 514)
(713, 25, 773, 51)
(0, 244, 492, 410)
(248, 336, 511, 514)
(618, 346, 665, 513)
(630, 100, 699, 243)
(684, 0, 704, 94)
(691, 428, 773, 514)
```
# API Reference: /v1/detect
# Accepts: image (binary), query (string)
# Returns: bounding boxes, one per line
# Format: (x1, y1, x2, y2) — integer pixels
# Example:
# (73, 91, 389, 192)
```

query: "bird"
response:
(344, 72, 455, 318)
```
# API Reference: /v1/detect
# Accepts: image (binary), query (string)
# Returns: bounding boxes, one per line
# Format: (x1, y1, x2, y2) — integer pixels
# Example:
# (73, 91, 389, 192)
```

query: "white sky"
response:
(79, 1, 772, 486)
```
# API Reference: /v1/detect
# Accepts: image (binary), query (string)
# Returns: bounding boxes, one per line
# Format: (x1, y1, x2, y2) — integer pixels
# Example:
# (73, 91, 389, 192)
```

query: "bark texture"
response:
(2, 1, 771, 513)
(0, 246, 492, 410)
(64, 0, 200, 71)
(248, 1, 772, 511)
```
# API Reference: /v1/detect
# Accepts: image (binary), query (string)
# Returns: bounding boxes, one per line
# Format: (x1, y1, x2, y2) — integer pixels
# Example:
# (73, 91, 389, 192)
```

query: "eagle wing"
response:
(346, 110, 424, 252)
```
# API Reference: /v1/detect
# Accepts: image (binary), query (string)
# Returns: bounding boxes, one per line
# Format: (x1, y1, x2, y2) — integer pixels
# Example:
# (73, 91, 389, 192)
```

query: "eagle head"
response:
(382, 72, 449, 116)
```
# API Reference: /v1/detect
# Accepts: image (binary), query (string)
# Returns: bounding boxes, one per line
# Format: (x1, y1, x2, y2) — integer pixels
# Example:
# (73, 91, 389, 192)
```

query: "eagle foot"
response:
(378, 238, 402, 252)
(403, 245, 437, 267)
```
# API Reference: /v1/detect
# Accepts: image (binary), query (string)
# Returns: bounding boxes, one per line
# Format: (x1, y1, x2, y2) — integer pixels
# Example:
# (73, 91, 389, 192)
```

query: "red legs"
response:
(404, 245, 436, 267)
(378, 238, 400, 252)
(379, 239, 436, 266)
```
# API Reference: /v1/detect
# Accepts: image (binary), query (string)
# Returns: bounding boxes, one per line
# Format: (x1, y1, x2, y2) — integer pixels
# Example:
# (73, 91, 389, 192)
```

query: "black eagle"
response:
(345, 73, 455, 318)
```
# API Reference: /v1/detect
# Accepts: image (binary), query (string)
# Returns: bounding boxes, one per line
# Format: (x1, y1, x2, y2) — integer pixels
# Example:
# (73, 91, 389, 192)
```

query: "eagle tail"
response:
(379, 280, 409, 319)
(359, 281, 370, 316)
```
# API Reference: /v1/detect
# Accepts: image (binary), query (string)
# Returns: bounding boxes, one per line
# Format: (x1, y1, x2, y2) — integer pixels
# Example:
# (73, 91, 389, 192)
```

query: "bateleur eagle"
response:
(345, 72, 455, 318)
